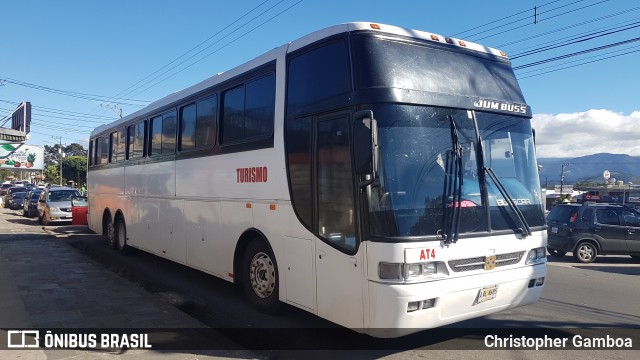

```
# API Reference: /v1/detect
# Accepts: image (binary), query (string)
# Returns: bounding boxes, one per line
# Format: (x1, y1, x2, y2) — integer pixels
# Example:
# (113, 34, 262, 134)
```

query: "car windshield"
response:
(365, 104, 545, 238)
(49, 190, 80, 202)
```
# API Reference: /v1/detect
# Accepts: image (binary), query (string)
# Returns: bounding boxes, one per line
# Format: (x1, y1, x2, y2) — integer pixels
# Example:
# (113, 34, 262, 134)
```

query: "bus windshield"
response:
(366, 104, 545, 238)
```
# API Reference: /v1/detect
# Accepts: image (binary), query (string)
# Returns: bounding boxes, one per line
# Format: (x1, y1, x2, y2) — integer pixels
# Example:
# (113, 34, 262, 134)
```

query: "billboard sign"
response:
(0, 144, 44, 170)
(11, 102, 31, 133)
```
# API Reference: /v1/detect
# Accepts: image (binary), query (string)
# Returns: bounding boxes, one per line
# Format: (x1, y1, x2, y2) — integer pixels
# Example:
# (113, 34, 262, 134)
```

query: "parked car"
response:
(71, 196, 88, 225)
(37, 186, 81, 226)
(547, 203, 640, 263)
(6, 191, 27, 210)
(0, 183, 13, 196)
(23, 189, 42, 218)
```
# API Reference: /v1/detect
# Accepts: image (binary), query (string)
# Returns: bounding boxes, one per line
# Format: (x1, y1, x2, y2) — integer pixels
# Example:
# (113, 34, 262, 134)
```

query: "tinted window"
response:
(547, 206, 577, 223)
(150, 115, 162, 156)
(595, 208, 620, 225)
(222, 86, 244, 143)
(180, 103, 197, 151)
(581, 208, 594, 223)
(99, 137, 109, 164)
(196, 96, 216, 148)
(222, 74, 274, 144)
(287, 41, 350, 113)
(623, 209, 640, 227)
(162, 110, 177, 154)
(245, 75, 275, 138)
(135, 121, 146, 158)
(317, 116, 356, 252)
(286, 117, 312, 228)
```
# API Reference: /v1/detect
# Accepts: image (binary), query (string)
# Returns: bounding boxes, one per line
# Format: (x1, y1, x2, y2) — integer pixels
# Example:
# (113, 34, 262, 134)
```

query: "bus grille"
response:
(447, 251, 525, 272)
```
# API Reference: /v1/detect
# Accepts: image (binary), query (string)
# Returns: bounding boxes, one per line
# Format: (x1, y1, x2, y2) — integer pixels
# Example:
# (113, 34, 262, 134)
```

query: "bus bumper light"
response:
(407, 298, 437, 312)
(528, 277, 545, 288)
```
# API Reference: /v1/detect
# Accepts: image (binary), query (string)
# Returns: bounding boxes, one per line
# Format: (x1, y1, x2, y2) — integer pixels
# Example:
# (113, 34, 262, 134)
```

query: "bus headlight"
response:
(379, 262, 442, 282)
(526, 247, 546, 265)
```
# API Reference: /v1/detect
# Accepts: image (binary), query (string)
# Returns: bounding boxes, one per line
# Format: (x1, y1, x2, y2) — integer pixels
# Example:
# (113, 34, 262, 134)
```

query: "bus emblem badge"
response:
(484, 255, 496, 270)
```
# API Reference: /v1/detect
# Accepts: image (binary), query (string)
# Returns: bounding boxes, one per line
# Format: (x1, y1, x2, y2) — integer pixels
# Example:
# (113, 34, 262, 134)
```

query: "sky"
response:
(1, 0, 639, 158)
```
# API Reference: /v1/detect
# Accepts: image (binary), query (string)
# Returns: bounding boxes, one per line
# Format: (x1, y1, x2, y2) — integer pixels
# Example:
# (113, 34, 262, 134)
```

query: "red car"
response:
(71, 196, 88, 225)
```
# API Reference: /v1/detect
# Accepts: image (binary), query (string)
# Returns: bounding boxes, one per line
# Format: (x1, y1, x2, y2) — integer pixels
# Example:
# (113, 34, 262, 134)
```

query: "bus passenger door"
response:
(314, 114, 364, 329)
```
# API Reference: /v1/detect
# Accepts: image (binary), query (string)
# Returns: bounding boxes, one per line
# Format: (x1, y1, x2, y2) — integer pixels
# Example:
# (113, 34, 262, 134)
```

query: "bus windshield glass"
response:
(366, 104, 545, 238)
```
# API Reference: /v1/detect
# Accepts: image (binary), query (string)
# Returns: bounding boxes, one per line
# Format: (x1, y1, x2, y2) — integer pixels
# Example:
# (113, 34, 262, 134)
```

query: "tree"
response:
(43, 143, 87, 166)
(43, 164, 60, 185)
(63, 156, 87, 186)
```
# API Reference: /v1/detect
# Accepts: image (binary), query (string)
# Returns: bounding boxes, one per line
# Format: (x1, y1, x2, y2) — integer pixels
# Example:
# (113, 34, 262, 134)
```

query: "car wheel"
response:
(115, 217, 128, 254)
(242, 239, 280, 314)
(574, 242, 597, 263)
(547, 248, 567, 257)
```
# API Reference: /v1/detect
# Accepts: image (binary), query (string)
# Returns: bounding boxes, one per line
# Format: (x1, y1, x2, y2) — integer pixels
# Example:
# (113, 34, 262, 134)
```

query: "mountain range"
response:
(537, 153, 640, 186)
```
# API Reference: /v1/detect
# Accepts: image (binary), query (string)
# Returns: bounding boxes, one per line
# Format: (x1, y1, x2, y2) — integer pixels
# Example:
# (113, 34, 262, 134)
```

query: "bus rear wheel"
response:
(115, 217, 128, 254)
(106, 219, 116, 249)
(242, 239, 280, 314)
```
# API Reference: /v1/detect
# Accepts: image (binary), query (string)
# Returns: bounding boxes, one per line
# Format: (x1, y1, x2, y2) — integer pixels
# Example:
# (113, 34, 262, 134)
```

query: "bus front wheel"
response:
(242, 239, 280, 314)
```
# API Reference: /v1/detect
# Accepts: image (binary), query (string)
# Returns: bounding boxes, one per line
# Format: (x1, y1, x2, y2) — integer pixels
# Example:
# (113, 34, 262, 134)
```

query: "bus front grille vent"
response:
(447, 251, 525, 272)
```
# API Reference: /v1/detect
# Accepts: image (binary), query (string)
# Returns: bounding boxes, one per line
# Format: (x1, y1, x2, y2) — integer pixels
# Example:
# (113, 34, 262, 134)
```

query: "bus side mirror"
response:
(353, 110, 379, 177)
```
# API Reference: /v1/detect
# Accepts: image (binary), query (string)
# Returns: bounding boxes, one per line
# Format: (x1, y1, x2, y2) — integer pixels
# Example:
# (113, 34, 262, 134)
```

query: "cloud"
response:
(531, 109, 640, 158)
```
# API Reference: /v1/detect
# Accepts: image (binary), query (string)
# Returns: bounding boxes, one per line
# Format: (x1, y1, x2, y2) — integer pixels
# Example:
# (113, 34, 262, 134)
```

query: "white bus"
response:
(88, 22, 547, 337)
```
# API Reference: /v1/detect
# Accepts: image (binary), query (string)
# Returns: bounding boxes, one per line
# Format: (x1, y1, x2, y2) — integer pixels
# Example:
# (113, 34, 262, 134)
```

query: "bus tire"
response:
(115, 217, 129, 254)
(106, 219, 116, 250)
(242, 239, 280, 314)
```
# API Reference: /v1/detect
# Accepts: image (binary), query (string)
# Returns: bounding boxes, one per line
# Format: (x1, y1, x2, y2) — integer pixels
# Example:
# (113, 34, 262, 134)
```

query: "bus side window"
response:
(149, 115, 162, 156)
(162, 110, 177, 154)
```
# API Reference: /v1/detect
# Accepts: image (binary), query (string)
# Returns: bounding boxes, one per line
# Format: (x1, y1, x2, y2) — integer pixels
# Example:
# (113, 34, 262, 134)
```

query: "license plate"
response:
(477, 285, 499, 304)
(551, 227, 558, 234)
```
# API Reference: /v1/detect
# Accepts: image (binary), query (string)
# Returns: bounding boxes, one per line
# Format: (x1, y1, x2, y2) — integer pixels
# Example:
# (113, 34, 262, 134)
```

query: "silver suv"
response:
(37, 186, 81, 226)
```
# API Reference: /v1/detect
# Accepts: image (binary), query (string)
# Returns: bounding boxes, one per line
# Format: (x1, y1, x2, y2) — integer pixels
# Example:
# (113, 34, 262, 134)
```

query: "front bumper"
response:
(366, 264, 546, 337)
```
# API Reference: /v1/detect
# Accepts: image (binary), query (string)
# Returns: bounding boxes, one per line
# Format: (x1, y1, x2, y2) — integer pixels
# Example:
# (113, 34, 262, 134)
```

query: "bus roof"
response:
(92, 22, 508, 137)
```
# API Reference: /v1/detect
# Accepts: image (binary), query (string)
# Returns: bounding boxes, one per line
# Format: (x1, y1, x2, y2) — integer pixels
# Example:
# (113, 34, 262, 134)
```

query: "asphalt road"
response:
(3, 206, 639, 359)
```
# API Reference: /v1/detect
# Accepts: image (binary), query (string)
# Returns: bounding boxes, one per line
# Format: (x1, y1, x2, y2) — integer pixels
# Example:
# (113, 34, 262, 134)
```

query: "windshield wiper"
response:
(441, 115, 463, 244)
(485, 167, 532, 237)
(468, 110, 531, 237)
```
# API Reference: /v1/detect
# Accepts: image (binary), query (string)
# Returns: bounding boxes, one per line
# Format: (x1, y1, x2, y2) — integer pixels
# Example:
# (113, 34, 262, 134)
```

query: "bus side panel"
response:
(142, 160, 175, 197)
(87, 166, 124, 233)
(219, 201, 254, 281)
(184, 200, 224, 278)
(254, 204, 316, 311)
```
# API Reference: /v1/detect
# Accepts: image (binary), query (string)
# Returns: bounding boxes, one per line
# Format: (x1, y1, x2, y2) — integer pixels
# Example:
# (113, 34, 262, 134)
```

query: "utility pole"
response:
(560, 163, 569, 200)
(52, 136, 63, 186)
(101, 103, 123, 118)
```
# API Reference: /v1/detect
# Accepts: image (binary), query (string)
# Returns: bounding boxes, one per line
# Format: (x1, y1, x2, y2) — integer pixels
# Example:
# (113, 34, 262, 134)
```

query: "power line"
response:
(471, 0, 612, 42)
(513, 36, 640, 70)
(451, 0, 563, 37)
(510, 21, 640, 59)
(0, 77, 150, 106)
(517, 46, 640, 79)
(516, 43, 640, 75)
(497, 7, 640, 48)
(105, 0, 274, 106)
(129, 0, 304, 98)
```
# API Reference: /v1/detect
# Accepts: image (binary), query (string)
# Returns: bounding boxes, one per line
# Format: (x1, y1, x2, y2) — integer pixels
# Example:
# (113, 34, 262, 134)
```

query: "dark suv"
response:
(547, 203, 640, 263)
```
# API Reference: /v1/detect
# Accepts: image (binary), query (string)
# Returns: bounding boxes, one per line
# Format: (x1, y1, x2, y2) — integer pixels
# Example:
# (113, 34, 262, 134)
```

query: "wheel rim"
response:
(249, 252, 275, 299)
(578, 244, 594, 261)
